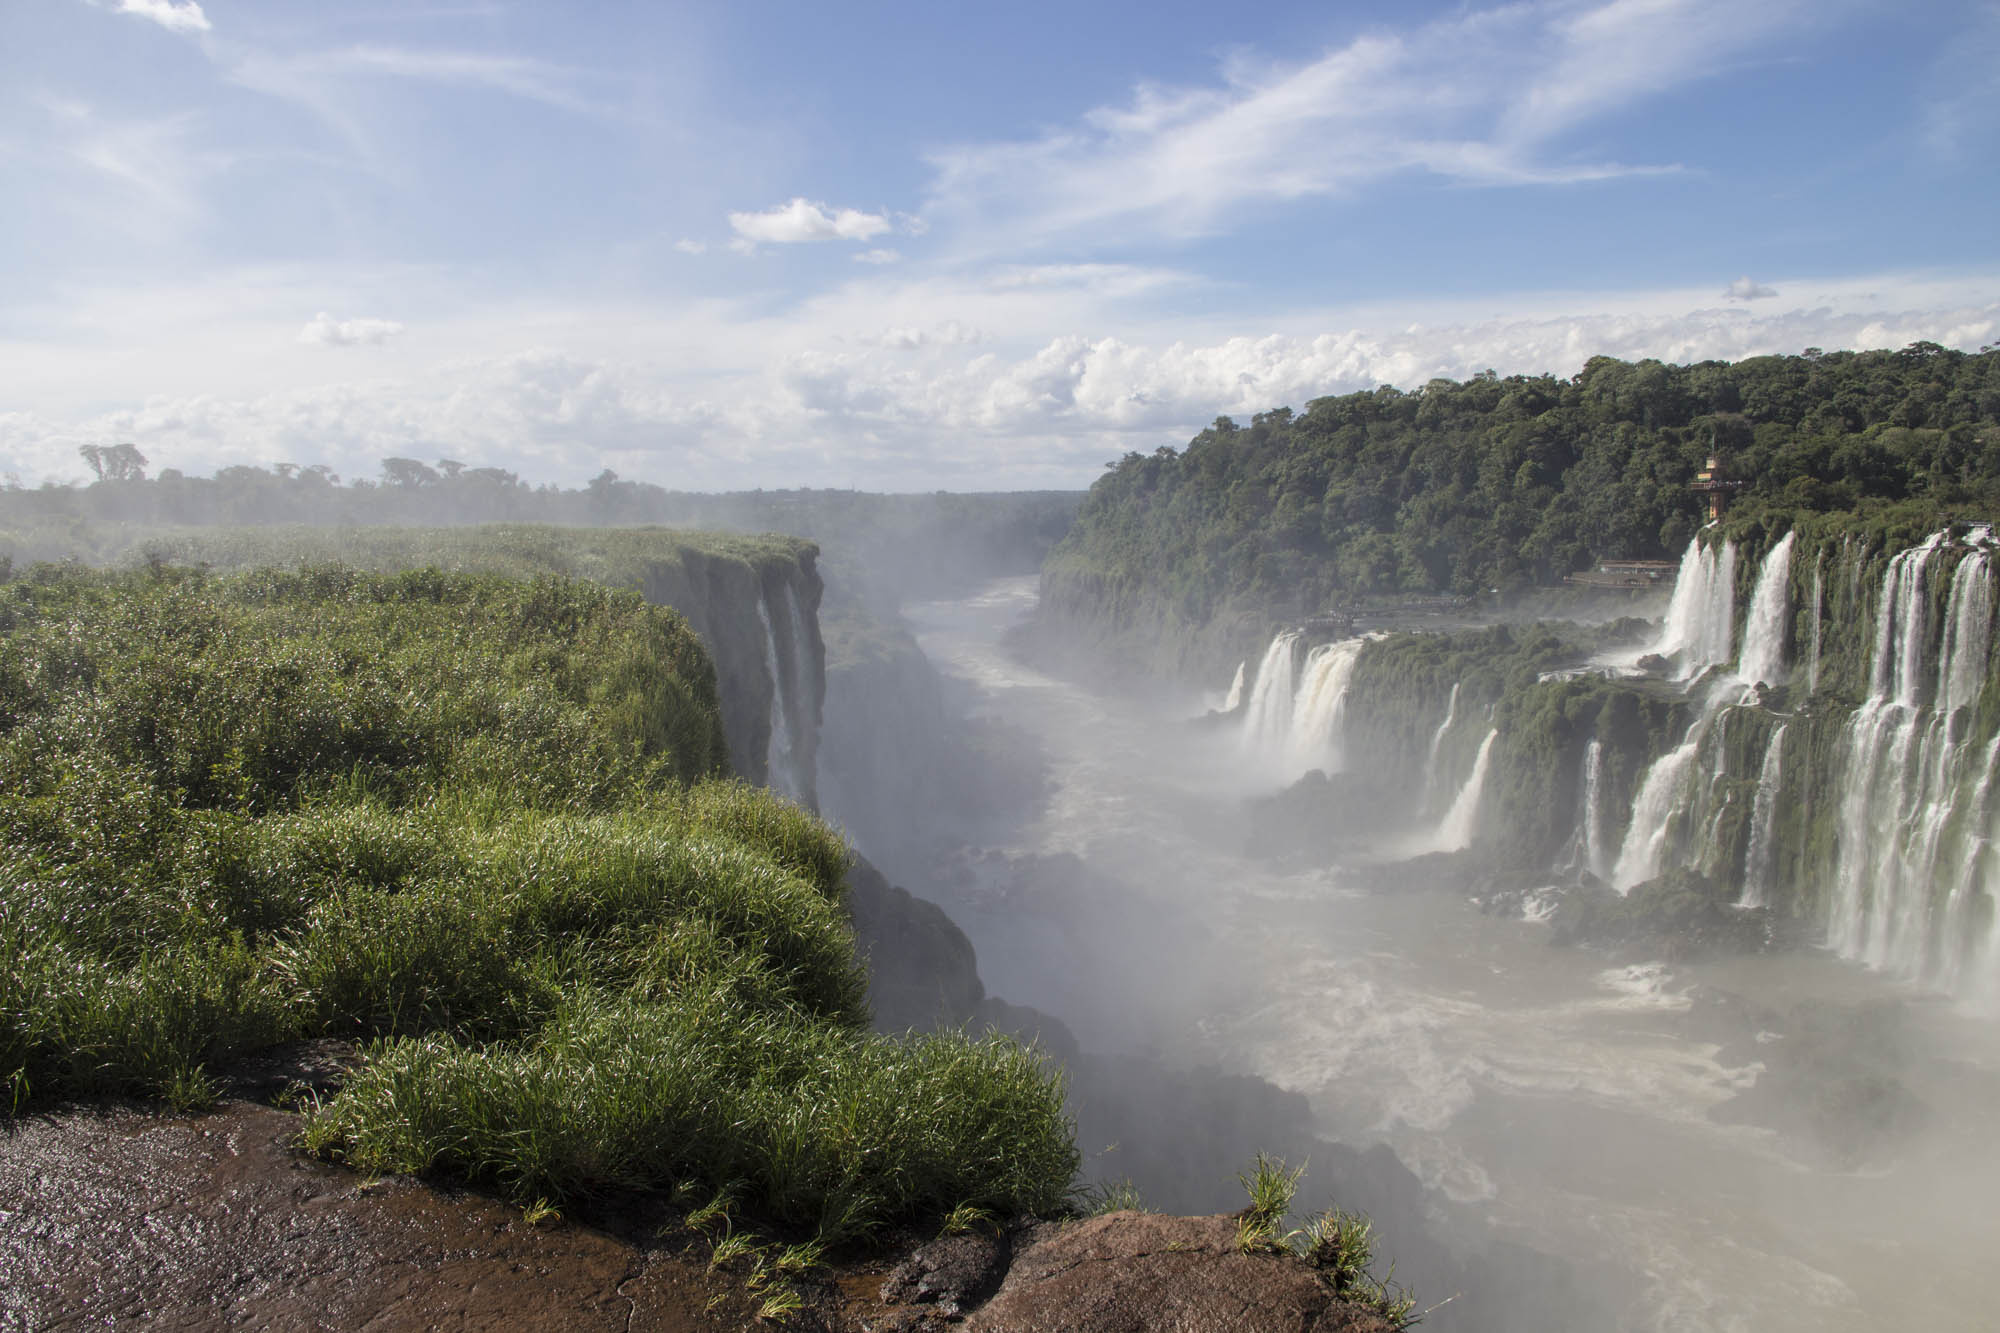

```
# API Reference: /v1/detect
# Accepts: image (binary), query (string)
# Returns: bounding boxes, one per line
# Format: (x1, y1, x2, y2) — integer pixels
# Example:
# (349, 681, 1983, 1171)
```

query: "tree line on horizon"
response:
(1047, 343, 2000, 620)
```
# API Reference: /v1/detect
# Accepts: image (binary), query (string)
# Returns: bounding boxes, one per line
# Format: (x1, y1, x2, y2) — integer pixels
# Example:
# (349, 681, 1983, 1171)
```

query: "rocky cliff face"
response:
(636, 540, 826, 806)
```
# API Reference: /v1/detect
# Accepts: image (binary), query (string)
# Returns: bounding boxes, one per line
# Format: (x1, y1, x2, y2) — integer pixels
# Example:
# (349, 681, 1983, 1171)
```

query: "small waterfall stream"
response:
(1420, 682, 1462, 809)
(756, 592, 806, 802)
(1739, 724, 1788, 908)
(1221, 660, 1247, 713)
(1430, 727, 1497, 852)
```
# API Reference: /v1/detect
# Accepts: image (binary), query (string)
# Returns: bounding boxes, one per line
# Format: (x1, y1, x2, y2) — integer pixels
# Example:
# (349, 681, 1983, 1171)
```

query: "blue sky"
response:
(3, 0, 1998, 490)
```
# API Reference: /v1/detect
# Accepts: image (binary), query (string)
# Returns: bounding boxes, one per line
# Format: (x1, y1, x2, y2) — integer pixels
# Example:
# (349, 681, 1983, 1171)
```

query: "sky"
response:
(3, 0, 1999, 492)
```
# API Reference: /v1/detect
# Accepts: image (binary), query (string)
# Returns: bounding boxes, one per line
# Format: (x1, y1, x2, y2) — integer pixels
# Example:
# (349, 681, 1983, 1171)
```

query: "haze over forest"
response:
(6, 0, 2000, 492)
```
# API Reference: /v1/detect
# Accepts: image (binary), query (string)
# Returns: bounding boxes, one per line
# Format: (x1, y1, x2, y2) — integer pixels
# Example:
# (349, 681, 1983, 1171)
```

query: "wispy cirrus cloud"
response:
(920, 0, 1836, 252)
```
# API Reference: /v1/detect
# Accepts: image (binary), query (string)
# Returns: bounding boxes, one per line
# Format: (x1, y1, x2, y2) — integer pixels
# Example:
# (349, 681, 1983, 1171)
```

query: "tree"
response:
(79, 442, 148, 483)
(381, 457, 441, 489)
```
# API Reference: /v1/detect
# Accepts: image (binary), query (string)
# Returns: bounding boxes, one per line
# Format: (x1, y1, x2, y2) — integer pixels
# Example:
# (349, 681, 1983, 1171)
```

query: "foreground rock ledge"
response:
(3, 1098, 1399, 1332)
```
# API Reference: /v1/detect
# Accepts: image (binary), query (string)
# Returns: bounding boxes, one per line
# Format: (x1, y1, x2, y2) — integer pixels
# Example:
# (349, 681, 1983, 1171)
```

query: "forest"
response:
(1045, 344, 2000, 634)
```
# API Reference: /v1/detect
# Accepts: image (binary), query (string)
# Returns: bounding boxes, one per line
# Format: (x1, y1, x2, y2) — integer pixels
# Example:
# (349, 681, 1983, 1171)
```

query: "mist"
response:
(11, 463, 2000, 1331)
(814, 552, 2000, 1331)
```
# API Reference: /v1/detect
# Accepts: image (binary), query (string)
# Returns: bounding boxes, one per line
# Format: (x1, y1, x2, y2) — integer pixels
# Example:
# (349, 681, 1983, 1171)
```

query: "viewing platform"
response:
(1564, 559, 1679, 590)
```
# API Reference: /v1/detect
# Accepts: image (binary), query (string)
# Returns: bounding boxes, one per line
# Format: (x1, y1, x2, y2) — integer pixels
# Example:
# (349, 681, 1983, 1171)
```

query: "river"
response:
(894, 575, 2000, 1333)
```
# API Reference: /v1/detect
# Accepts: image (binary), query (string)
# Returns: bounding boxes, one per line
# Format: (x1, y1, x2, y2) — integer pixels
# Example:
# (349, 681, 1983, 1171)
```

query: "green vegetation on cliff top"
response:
(0, 563, 1076, 1240)
(1047, 345, 2000, 631)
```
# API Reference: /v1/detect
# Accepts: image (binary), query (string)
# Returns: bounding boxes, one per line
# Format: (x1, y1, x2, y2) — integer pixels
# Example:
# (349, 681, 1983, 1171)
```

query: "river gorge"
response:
(850, 559, 2000, 1333)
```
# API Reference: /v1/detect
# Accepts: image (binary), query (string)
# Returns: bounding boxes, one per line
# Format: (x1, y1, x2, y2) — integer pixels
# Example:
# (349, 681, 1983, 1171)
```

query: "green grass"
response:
(1233, 1156, 1421, 1329)
(0, 563, 1077, 1245)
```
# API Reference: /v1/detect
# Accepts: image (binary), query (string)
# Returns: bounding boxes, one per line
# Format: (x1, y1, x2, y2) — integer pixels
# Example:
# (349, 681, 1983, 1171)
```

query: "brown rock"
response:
(963, 1212, 1399, 1333)
(0, 1100, 757, 1331)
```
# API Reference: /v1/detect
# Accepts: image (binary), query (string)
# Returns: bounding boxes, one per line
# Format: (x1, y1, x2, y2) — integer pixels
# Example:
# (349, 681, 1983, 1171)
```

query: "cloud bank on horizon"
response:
(3, 0, 1997, 489)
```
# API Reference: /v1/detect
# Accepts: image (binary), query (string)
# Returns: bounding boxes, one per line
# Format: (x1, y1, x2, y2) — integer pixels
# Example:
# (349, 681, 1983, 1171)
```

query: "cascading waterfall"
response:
(1828, 533, 1997, 980)
(1942, 549, 1992, 714)
(782, 584, 818, 802)
(1577, 738, 1610, 882)
(1652, 535, 1739, 676)
(1430, 728, 1498, 853)
(1739, 724, 1788, 908)
(1222, 661, 1248, 713)
(1288, 639, 1367, 773)
(1420, 682, 1462, 807)
(1737, 531, 1795, 686)
(1610, 534, 1794, 892)
(1806, 551, 1825, 693)
(1241, 631, 1303, 754)
(757, 593, 806, 802)
(1611, 710, 1713, 891)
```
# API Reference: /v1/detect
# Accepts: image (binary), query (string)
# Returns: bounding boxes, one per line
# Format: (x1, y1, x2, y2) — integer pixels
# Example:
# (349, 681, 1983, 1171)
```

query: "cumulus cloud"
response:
(10, 283, 1988, 494)
(298, 312, 405, 347)
(1725, 276, 1778, 301)
(111, 0, 210, 35)
(674, 239, 707, 255)
(854, 249, 901, 265)
(728, 198, 893, 247)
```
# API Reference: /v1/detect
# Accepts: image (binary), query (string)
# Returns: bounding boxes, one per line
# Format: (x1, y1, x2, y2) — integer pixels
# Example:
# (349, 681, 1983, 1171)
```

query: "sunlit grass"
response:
(0, 563, 1078, 1247)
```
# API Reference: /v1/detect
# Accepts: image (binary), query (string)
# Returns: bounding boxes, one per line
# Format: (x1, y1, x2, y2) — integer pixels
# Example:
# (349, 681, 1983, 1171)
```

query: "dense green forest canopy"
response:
(1047, 344, 2000, 624)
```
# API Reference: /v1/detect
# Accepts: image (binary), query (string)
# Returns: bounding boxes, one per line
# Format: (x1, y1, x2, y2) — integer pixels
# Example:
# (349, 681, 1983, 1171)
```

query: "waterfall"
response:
(757, 593, 805, 802)
(1827, 532, 2000, 982)
(1941, 550, 1992, 715)
(1241, 631, 1303, 755)
(1420, 682, 1462, 806)
(1737, 532, 1795, 685)
(782, 584, 819, 805)
(1610, 535, 1802, 894)
(1430, 728, 1497, 853)
(1577, 738, 1610, 882)
(1739, 725, 1788, 907)
(1652, 536, 1739, 677)
(1222, 661, 1248, 713)
(1806, 551, 1825, 693)
(1611, 704, 1719, 892)
(1288, 639, 1367, 773)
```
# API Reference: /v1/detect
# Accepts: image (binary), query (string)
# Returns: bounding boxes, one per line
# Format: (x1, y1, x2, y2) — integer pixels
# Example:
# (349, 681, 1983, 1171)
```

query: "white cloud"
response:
(1724, 276, 1777, 301)
(674, 239, 707, 255)
(8, 274, 1995, 494)
(853, 249, 901, 265)
(728, 198, 893, 247)
(298, 312, 405, 347)
(920, 0, 1835, 251)
(112, 0, 210, 35)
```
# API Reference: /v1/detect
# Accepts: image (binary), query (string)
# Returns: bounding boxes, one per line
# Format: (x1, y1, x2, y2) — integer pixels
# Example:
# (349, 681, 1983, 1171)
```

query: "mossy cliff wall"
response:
(125, 524, 828, 807)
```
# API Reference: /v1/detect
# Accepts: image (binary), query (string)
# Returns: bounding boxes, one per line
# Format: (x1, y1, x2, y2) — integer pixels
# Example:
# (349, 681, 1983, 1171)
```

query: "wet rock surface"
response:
(6, 1086, 1415, 1333)
(878, 1229, 1011, 1316)
(0, 1098, 756, 1331)
(960, 1212, 1398, 1333)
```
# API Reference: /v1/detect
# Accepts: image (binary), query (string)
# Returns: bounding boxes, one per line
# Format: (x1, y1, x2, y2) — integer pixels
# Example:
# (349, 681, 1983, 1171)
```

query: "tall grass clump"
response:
(1234, 1156, 1422, 1329)
(0, 562, 1077, 1242)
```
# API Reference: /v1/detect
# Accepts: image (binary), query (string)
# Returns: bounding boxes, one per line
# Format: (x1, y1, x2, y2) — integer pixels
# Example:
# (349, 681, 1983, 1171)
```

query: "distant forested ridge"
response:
(1040, 345, 2000, 675)
(0, 467, 1078, 611)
